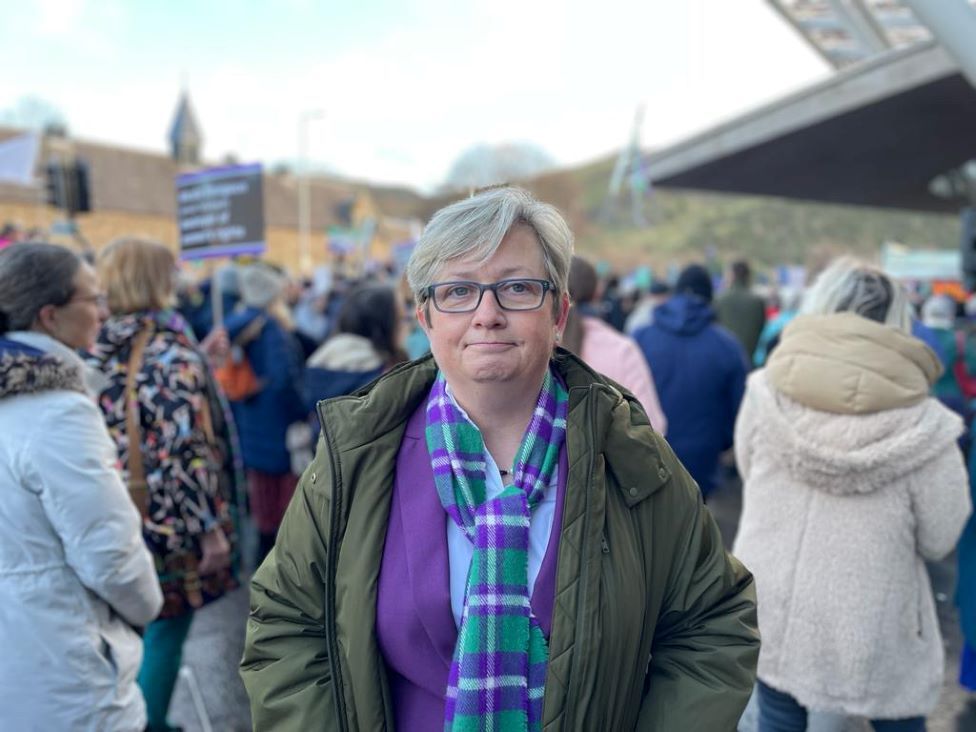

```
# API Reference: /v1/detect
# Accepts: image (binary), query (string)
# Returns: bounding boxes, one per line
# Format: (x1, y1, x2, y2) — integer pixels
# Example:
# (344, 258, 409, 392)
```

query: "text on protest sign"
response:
(177, 163, 266, 260)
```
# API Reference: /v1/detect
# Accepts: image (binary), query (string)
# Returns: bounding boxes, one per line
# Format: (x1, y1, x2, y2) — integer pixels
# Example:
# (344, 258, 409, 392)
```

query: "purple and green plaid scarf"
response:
(426, 367, 568, 731)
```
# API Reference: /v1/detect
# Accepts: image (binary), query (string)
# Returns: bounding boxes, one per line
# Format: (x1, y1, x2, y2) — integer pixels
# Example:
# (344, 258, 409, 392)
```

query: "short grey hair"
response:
(406, 187, 574, 310)
(0, 242, 81, 334)
(800, 256, 911, 332)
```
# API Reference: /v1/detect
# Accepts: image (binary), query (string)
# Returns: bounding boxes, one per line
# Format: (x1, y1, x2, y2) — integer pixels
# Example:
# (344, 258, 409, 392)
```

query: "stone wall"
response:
(0, 201, 397, 274)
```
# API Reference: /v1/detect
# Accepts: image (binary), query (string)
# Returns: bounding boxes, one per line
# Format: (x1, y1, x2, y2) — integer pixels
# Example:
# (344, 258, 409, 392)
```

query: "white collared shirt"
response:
(443, 385, 558, 629)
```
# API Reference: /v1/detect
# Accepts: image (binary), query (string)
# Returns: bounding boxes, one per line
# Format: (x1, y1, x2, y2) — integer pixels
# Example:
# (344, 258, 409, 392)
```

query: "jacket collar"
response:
(767, 313, 942, 414)
(0, 331, 87, 398)
(89, 310, 188, 364)
(326, 349, 671, 507)
(307, 333, 383, 372)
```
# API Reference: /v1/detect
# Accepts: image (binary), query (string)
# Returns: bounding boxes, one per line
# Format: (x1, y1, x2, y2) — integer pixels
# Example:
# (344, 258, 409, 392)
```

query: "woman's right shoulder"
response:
(3, 388, 115, 455)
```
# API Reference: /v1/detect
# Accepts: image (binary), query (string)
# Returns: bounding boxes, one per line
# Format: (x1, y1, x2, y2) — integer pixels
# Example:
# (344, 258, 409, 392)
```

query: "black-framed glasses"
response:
(426, 278, 553, 313)
(66, 293, 108, 309)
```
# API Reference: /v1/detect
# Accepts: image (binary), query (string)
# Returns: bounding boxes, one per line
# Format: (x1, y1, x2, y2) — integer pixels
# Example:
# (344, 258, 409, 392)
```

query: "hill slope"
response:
(548, 155, 961, 270)
(365, 152, 962, 272)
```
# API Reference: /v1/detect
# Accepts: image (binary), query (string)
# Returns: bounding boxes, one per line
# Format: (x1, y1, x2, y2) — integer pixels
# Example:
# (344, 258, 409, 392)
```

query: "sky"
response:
(1, 0, 829, 192)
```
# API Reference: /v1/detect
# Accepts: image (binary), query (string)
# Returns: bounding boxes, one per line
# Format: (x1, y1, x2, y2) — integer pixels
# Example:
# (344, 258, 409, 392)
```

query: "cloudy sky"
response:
(1, 0, 828, 191)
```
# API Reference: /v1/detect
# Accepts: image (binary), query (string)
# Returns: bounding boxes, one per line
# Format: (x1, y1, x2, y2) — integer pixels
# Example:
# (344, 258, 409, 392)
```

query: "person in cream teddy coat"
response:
(733, 258, 971, 731)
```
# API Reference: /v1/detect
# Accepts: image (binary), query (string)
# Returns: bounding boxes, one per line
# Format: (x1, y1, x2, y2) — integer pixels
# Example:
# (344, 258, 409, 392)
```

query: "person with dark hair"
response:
(0, 242, 163, 730)
(733, 257, 970, 729)
(600, 273, 629, 331)
(715, 259, 766, 360)
(304, 283, 408, 427)
(562, 256, 667, 434)
(633, 263, 749, 498)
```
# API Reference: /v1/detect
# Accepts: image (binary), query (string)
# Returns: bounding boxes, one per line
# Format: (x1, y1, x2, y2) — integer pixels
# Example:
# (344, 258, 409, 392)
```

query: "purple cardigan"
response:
(375, 402, 567, 729)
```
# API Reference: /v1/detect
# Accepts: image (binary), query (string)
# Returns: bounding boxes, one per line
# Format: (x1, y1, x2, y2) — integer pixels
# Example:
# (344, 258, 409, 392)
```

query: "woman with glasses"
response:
(241, 187, 759, 730)
(86, 237, 239, 732)
(0, 242, 163, 730)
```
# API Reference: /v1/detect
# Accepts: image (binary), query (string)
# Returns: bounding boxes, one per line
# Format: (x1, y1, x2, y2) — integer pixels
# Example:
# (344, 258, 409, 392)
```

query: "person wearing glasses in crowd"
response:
(0, 242, 163, 730)
(241, 187, 758, 730)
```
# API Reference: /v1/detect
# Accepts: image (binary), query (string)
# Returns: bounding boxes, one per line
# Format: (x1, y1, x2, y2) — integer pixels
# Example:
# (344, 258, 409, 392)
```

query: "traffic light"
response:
(44, 162, 67, 211)
(73, 161, 90, 213)
(44, 160, 91, 214)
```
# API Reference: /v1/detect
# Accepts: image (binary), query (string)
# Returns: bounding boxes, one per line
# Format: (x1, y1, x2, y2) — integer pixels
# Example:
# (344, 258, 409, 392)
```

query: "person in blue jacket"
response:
(958, 418, 976, 692)
(633, 264, 748, 498)
(175, 264, 241, 341)
(225, 262, 306, 563)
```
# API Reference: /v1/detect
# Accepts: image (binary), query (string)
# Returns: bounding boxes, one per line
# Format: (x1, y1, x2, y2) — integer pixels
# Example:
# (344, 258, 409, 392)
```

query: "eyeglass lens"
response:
(433, 279, 546, 312)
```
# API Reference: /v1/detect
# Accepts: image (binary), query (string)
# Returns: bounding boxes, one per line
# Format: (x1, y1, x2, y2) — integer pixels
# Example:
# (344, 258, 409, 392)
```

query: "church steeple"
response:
(168, 90, 202, 165)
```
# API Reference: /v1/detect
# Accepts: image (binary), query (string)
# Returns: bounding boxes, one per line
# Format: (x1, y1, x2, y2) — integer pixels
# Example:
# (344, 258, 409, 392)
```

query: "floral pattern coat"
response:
(86, 309, 241, 616)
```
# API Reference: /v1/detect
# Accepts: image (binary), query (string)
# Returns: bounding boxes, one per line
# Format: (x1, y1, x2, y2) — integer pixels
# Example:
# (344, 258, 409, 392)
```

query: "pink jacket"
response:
(580, 316, 667, 435)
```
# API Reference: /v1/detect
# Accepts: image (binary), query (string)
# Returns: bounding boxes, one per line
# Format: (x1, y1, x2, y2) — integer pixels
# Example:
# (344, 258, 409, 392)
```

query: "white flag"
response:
(0, 133, 39, 185)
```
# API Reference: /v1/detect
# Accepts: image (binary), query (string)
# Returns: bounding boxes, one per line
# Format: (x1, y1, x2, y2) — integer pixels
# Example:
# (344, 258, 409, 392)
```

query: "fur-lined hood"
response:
(307, 332, 384, 372)
(766, 313, 941, 414)
(746, 367, 962, 496)
(752, 313, 960, 495)
(0, 332, 87, 399)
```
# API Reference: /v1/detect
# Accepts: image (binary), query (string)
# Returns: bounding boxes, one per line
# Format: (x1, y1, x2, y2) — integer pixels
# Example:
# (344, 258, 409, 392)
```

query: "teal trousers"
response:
(137, 611, 195, 732)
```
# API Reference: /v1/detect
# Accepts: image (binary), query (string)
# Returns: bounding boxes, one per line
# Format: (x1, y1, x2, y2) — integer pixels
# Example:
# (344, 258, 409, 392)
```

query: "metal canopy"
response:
(645, 40, 976, 213)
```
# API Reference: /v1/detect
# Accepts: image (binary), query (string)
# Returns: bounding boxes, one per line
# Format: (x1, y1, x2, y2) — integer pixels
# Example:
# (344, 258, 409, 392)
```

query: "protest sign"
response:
(327, 225, 356, 255)
(177, 163, 265, 260)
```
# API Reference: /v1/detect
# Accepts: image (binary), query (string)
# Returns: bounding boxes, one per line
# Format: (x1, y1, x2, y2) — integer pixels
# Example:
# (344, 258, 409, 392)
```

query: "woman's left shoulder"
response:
(151, 320, 203, 359)
(147, 327, 208, 385)
(912, 395, 965, 442)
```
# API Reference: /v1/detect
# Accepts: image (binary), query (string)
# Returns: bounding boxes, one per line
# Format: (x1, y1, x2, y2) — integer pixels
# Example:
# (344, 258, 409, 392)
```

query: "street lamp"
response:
(298, 109, 325, 274)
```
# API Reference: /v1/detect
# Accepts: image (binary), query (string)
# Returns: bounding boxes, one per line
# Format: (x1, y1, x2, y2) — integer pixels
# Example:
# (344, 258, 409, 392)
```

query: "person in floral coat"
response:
(86, 237, 240, 732)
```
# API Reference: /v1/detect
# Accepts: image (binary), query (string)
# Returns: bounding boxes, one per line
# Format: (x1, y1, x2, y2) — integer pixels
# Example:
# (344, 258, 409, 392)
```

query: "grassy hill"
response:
(366, 152, 962, 273)
(538, 155, 961, 271)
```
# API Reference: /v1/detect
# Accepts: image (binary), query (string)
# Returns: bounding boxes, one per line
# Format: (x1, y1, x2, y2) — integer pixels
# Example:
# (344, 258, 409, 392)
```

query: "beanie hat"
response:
(240, 263, 286, 309)
(675, 264, 713, 303)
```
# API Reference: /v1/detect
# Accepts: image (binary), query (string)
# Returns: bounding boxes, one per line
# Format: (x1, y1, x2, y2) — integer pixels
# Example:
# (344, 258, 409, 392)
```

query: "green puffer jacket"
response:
(241, 351, 759, 731)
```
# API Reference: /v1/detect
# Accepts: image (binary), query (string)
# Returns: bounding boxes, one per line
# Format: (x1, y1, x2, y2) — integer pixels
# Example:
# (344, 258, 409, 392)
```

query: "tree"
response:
(442, 142, 556, 192)
(0, 96, 68, 135)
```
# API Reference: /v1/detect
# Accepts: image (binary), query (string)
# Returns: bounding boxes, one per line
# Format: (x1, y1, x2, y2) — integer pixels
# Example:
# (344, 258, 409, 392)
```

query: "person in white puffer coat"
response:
(733, 257, 971, 732)
(0, 243, 162, 731)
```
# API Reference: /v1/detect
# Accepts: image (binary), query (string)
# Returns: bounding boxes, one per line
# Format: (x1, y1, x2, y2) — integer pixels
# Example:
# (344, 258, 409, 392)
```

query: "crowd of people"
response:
(0, 185, 973, 730)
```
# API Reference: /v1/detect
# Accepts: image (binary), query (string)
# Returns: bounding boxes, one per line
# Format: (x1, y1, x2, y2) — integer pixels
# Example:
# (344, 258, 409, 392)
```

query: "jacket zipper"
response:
(561, 387, 601, 724)
(318, 403, 351, 732)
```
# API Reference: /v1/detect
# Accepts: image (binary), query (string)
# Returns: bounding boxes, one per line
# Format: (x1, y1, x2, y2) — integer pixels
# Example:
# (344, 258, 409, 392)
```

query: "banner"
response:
(327, 226, 357, 255)
(176, 163, 265, 260)
(881, 242, 961, 281)
(0, 133, 38, 185)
